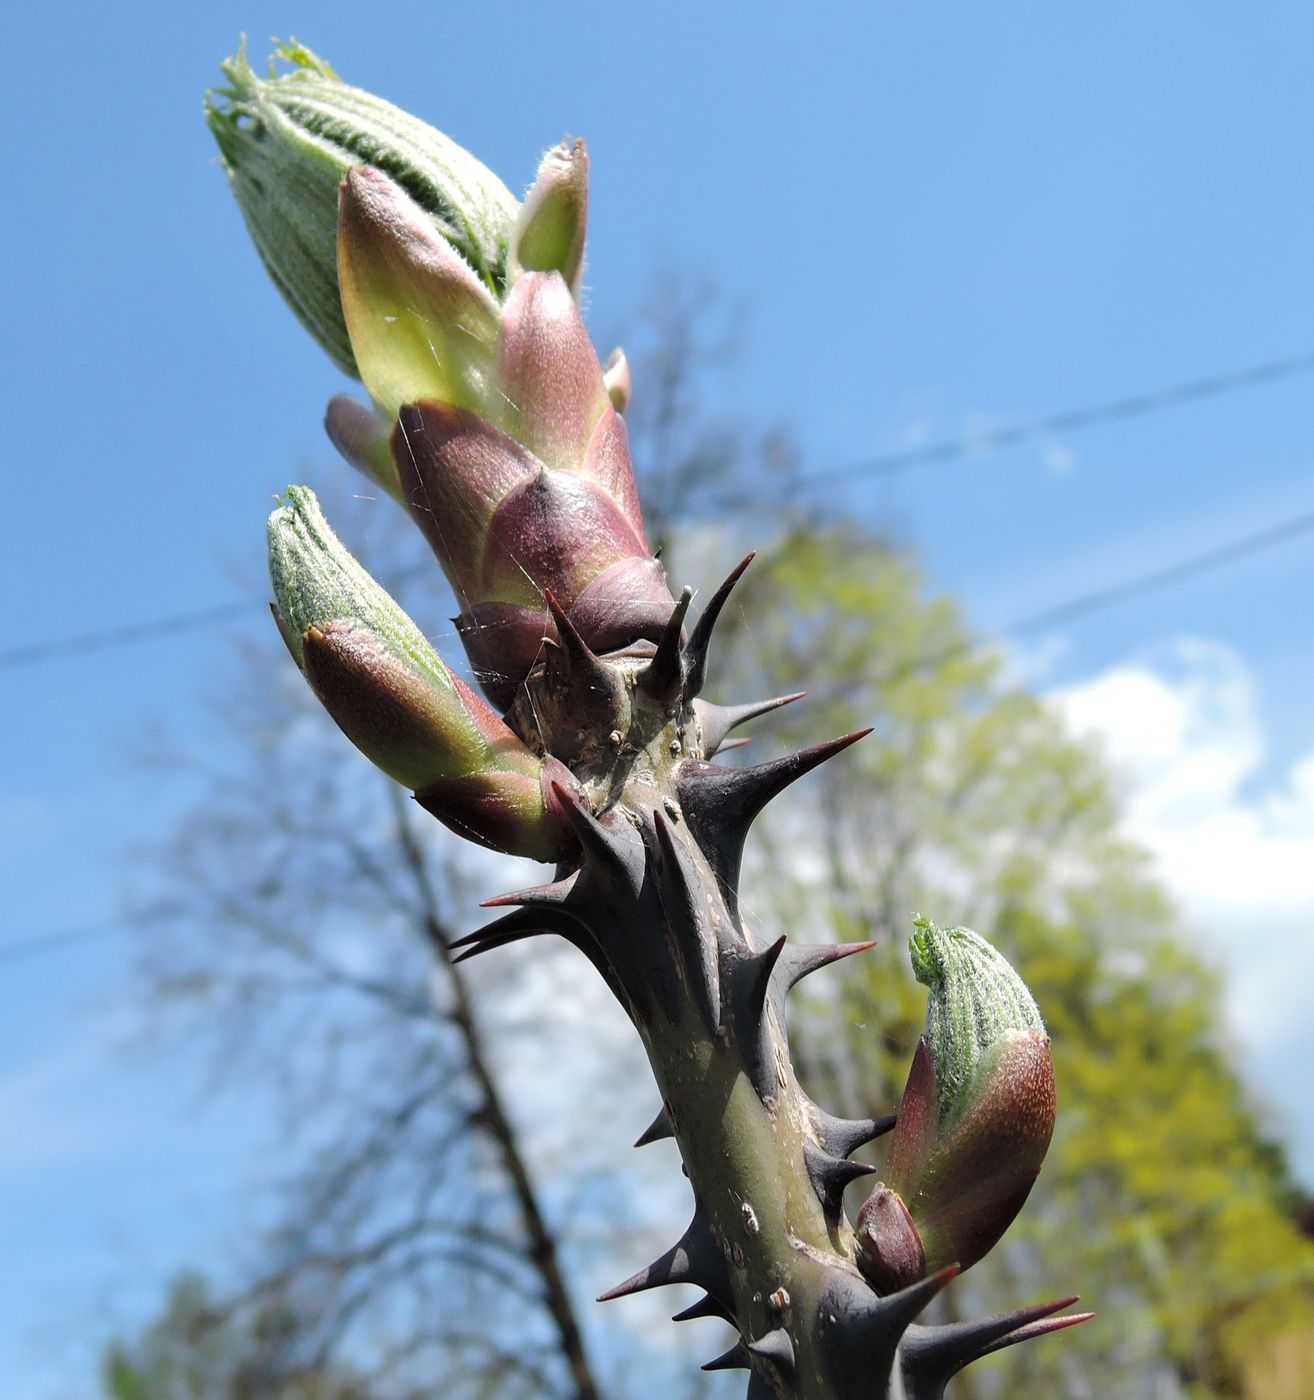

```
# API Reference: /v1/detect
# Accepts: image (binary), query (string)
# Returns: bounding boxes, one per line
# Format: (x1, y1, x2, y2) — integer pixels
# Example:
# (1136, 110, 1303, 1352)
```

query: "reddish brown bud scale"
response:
(300, 621, 475, 790)
(903, 1031, 1055, 1274)
(477, 469, 647, 607)
(855, 1184, 927, 1295)
(580, 407, 646, 543)
(498, 270, 610, 474)
(887, 1030, 1056, 1276)
(393, 401, 536, 596)
(415, 754, 574, 862)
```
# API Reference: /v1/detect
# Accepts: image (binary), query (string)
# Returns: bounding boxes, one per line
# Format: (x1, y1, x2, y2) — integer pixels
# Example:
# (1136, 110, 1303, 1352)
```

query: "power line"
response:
(9, 502, 1314, 969)
(707, 347, 1314, 508)
(876, 505, 1314, 687)
(4, 498, 1314, 679)
(4, 348, 1313, 675)
(0, 920, 119, 967)
(1006, 506, 1314, 636)
(0, 600, 252, 671)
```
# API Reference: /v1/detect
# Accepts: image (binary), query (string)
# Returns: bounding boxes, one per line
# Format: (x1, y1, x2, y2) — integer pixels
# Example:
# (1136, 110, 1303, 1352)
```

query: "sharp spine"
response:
(671, 1293, 734, 1324)
(543, 589, 613, 695)
(975, 1308, 1093, 1359)
(678, 730, 872, 907)
(693, 692, 805, 757)
(776, 940, 876, 993)
(634, 1106, 674, 1148)
(640, 586, 694, 701)
(718, 935, 787, 1100)
(877, 1263, 962, 1334)
(449, 908, 549, 950)
(684, 552, 756, 697)
(751, 935, 789, 1023)
(549, 781, 644, 895)
(901, 1299, 1091, 1396)
(804, 1139, 878, 1222)
(714, 736, 752, 753)
(748, 1327, 796, 1372)
(811, 1105, 899, 1159)
(479, 873, 578, 910)
(596, 1209, 729, 1305)
(701, 1341, 750, 1372)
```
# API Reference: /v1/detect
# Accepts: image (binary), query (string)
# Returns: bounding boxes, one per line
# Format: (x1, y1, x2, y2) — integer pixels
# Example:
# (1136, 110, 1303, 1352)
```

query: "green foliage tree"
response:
(706, 525, 1314, 1397)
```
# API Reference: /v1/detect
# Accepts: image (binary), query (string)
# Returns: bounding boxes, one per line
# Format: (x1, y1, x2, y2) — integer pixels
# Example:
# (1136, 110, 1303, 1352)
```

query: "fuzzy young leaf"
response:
(206, 38, 517, 375)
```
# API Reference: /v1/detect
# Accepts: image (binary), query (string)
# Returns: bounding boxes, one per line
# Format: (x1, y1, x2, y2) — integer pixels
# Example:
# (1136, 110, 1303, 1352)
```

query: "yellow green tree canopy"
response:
(710, 525, 1314, 1398)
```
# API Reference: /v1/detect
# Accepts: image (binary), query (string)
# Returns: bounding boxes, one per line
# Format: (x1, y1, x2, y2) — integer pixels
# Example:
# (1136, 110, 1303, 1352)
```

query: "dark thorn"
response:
(879, 1263, 961, 1334)
(479, 873, 578, 910)
(634, 1106, 674, 1148)
(545, 585, 601, 660)
(639, 586, 694, 701)
(549, 781, 641, 892)
(654, 809, 721, 1035)
(447, 908, 577, 965)
(747, 1328, 796, 1372)
(678, 730, 872, 907)
(903, 1298, 1085, 1388)
(450, 909, 558, 949)
(701, 1341, 750, 1373)
(718, 935, 787, 1100)
(976, 1307, 1092, 1360)
(542, 589, 605, 678)
(684, 552, 756, 698)
(596, 1210, 729, 1305)
(903, 1300, 1091, 1392)
(812, 1107, 899, 1159)
(750, 935, 789, 1024)
(693, 693, 806, 757)
(803, 1140, 878, 1222)
(671, 1293, 733, 1325)
(452, 939, 525, 966)
(777, 940, 877, 994)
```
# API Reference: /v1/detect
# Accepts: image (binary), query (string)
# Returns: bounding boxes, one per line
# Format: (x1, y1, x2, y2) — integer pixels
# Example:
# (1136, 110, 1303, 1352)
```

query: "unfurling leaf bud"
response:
(880, 918, 1056, 1277)
(509, 140, 590, 295)
(206, 38, 517, 376)
(267, 486, 569, 860)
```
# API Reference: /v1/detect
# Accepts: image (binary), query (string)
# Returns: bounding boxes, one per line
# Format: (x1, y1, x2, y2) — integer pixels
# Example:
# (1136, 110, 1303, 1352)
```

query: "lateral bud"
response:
(509, 138, 590, 295)
(882, 917, 1056, 1276)
(854, 1183, 926, 1295)
(267, 486, 567, 861)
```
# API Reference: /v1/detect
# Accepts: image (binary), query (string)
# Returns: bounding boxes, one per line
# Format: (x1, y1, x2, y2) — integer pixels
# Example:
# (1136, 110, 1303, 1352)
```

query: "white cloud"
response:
(1051, 640, 1314, 1055)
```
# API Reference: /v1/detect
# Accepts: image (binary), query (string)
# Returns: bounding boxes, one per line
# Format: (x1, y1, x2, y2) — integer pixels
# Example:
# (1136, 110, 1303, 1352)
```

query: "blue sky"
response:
(3, 2, 1313, 1393)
